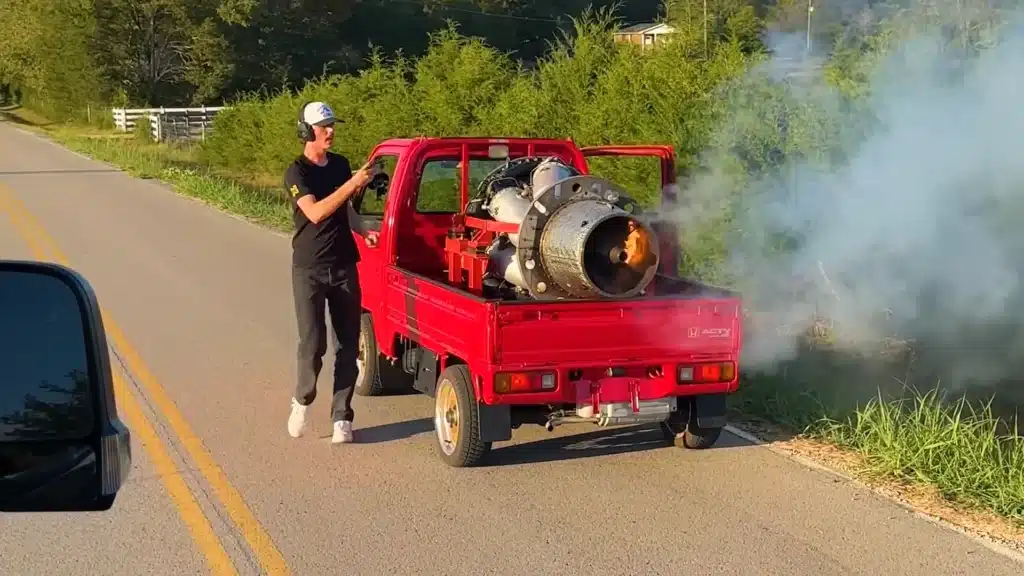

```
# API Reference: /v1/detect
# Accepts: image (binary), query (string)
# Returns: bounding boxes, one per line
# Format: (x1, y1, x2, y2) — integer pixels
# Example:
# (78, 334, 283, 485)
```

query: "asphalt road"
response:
(0, 120, 1020, 576)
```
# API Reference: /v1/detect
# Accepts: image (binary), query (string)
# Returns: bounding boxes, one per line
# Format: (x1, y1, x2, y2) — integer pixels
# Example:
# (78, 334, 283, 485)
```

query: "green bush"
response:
(201, 14, 750, 209)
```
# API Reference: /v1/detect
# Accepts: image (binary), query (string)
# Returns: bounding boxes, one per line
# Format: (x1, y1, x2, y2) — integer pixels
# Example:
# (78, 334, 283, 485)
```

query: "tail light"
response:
(494, 371, 557, 394)
(678, 361, 735, 384)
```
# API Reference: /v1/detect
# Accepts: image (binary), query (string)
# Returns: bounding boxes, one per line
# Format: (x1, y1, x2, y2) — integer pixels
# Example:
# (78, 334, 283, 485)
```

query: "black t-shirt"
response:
(284, 152, 361, 269)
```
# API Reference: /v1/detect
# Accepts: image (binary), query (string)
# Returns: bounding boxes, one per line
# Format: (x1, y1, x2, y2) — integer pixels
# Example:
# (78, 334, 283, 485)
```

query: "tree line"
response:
(0, 0, 883, 121)
(0, 0, 659, 119)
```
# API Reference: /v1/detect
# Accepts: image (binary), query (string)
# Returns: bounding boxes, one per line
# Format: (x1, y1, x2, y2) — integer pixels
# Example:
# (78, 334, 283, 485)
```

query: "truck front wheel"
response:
(433, 365, 490, 467)
(354, 313, 411, 397)
(354, 314, 386, 397)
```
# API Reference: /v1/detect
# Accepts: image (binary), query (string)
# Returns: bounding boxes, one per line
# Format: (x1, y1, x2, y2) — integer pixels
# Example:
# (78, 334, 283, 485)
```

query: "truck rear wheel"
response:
(661, 405, 723, 450)
(433, 364, 490, 467)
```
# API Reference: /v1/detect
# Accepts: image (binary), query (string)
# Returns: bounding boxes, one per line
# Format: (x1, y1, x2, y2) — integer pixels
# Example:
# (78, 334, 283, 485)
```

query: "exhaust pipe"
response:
(543, 414, 598, 431)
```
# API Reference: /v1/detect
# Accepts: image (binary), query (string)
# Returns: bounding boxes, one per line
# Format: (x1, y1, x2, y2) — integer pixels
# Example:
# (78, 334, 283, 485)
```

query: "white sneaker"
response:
(288, 398, 308, 438)
(332, 420, 353, 444)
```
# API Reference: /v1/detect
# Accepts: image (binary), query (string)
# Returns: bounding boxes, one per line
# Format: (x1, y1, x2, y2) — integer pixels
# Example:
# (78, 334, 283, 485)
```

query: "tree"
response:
(664, 0, 765, 56)
(90, 0, 194, 106)
(0, 0, 105, 119)
(0, 369, 94, 441)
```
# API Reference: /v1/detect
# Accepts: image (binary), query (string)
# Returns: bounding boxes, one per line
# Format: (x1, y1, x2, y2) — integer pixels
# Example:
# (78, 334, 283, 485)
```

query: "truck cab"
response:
(349, 137, 743, 467)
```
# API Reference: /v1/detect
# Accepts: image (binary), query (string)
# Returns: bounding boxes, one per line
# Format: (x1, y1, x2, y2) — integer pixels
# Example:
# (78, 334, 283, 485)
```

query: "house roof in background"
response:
(615, 22, 674, 34)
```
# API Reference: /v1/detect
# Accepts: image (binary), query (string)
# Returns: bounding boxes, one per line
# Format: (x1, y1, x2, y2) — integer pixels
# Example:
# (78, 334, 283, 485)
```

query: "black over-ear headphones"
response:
(296, 100, 315, 143)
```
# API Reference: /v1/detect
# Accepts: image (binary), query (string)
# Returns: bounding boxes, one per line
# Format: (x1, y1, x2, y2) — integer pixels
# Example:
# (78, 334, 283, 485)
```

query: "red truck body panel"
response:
(352, 137, 743, 408)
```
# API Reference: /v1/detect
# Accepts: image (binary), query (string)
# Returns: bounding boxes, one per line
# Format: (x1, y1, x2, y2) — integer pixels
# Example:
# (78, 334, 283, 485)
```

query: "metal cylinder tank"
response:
(530, 159, 576, 199)
(485, 187, 532, 246)
(486, 241, 528, 290)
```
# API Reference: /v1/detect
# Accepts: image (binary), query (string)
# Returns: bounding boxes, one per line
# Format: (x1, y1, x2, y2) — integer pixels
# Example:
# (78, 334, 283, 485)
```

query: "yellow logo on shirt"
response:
(290, 184, 300, 197)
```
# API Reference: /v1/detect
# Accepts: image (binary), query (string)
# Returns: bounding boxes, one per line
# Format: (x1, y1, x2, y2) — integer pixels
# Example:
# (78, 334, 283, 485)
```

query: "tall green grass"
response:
(734, 346, 1024, 523)
(821, 389, 1024, 521)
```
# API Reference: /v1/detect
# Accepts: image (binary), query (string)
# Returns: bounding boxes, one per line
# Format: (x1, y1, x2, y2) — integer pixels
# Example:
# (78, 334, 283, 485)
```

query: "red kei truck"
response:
(348, 136, 743, 467)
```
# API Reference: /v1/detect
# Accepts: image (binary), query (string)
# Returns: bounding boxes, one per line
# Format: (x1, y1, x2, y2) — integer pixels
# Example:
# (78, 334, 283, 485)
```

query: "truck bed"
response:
(493, 276, 740, 367)
(382, 268, 741, 372)
(494, 297, 740, 367)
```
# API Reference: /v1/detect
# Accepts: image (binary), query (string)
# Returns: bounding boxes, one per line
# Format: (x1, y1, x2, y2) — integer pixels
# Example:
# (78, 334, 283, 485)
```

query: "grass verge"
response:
(736, 370, 1024, 519)
(821, 391, 1023, 519)
(1, 106, 291, 231)
(3, 105, 1023, 542)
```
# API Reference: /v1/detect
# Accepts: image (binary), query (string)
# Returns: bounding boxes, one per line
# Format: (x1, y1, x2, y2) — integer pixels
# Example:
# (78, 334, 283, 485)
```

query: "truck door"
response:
(352, 148, 401, 332)
(579, 145, 681, 277)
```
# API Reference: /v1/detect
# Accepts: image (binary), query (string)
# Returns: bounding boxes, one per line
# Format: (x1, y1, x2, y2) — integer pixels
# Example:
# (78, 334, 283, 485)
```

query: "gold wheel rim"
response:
(434, 378, 460, 456)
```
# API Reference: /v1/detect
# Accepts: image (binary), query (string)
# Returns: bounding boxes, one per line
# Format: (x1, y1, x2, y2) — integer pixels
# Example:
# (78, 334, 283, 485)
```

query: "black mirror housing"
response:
(0, 261, 131, 512)
(370, 172, 389, 198)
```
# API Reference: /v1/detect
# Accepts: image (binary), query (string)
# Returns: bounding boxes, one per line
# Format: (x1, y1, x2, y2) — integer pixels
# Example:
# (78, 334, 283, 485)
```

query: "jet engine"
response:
(470, 157, 660, 300)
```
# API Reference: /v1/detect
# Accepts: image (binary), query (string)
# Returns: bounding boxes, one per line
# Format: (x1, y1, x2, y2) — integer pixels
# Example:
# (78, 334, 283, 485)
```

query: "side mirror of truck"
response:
(369, 172, 390, 199)
(0, 260, 132, 512)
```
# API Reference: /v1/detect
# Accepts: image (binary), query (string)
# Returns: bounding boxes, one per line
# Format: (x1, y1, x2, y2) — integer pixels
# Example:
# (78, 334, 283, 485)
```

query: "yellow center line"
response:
(0, 185, 291, 576)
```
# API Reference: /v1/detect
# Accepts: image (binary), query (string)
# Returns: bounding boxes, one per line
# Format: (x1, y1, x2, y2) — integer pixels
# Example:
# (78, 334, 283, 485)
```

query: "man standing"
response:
(284, 100, 378, 444)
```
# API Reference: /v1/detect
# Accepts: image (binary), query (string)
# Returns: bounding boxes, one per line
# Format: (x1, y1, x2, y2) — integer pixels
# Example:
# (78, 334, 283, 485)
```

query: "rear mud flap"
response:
(478, 403, 512, 443)
(693, 393, 728, 429)
(414, 349, 438, 397)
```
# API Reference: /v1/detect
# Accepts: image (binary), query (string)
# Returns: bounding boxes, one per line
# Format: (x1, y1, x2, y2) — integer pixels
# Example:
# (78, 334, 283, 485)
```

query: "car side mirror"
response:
(353, 173, 389, 213)
(369, 172, 389, 199)
(0, 260, 131, 512)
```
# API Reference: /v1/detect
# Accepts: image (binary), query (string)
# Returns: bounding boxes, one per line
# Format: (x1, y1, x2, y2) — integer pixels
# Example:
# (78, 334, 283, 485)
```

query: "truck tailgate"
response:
(492, 297, 742, 367)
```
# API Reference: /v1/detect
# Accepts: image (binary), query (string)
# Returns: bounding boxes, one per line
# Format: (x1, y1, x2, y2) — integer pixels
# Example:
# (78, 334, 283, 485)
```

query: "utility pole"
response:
(704, 0, 709, 58)
(806, 2, 815, 56)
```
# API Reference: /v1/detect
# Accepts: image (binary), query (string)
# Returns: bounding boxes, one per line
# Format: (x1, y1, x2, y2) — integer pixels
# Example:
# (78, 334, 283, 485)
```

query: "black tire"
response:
(353, 313, 411, 397)
(433, 364, 490, 467)
(660, 402, 723, 450)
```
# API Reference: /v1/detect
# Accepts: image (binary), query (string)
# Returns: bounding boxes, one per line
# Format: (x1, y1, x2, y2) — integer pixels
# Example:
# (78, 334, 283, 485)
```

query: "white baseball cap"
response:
(301, 101, 337, 127)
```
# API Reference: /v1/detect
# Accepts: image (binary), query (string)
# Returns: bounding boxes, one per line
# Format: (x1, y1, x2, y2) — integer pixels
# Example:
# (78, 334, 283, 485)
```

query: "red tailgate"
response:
(492, 297, 742, 368)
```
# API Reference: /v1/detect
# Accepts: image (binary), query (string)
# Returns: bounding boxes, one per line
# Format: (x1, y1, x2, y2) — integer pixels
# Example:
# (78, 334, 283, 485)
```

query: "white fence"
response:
(111, 106, 226, 142)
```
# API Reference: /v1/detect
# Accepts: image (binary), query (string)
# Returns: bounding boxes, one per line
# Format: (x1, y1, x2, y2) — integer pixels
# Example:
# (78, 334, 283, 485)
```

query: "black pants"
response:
(291, 263, 362, 423)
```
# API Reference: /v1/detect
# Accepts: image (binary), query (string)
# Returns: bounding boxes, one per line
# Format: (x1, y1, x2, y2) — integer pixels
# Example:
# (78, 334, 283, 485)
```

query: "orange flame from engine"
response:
(623, 220, 655, 270)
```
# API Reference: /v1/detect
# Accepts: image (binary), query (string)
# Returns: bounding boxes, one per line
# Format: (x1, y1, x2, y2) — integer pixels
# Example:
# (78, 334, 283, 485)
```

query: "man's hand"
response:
(364, 231, 379, 247)
(351, 162, 374, 189)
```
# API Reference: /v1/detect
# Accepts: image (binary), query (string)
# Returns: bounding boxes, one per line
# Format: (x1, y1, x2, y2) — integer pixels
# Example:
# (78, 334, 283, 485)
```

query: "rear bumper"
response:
(478, 361, 739, 406)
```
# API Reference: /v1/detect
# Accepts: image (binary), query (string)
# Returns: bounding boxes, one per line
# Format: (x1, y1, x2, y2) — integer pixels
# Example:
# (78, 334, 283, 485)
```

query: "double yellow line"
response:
(0, 185, 290, 576)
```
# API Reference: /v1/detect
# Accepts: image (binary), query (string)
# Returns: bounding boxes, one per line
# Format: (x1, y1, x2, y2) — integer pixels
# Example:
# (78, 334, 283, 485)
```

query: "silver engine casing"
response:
(482, 158, 660, 300)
